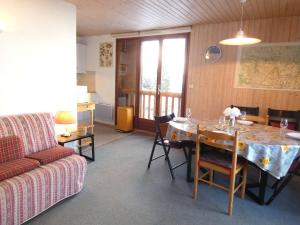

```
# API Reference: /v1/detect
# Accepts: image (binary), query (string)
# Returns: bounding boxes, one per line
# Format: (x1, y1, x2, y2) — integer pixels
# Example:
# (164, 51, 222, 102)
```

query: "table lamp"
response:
(54, 111, 76, 137)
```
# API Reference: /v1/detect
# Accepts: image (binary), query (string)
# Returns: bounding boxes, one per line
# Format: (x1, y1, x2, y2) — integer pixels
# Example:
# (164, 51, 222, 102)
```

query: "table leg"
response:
(78, 136, 95, 162)
(246, 170, 268, 205)
(258, 171, 268, 204)
(78, 139, 82, 155)
(91, 135, 95, 161)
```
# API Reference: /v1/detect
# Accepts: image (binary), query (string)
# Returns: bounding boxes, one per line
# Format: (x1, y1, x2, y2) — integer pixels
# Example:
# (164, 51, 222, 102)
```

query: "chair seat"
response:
(199, 151, 246, 173)
(160, 139, 185, 149)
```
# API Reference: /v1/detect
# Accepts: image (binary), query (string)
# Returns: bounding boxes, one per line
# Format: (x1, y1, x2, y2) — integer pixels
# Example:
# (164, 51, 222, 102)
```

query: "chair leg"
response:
(165, 146, 171, 160)
(163, 145, 175, 179)
(209, 170, 214, 186)
(193, 170, 199, 199)
(240, 164, 248, 199)
(228, 174, 236, 216)
(147, 135, 158, 169)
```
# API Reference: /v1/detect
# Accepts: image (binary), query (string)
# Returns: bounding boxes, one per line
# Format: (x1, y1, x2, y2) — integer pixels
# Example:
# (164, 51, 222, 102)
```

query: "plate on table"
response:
(213, 130, 230, 135)
(237, 120, 254, 126)
(286, 132, 300, 140)
(173, 117, 187, 123)
(214, 125, 227, 131)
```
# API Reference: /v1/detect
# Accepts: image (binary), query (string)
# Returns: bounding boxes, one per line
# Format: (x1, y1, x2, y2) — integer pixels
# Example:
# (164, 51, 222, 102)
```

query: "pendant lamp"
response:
(220, 0, 261, 46)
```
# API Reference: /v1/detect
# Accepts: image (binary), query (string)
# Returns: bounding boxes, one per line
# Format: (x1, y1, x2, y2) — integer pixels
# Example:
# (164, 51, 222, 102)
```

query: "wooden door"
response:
(136, 34, 189, 132)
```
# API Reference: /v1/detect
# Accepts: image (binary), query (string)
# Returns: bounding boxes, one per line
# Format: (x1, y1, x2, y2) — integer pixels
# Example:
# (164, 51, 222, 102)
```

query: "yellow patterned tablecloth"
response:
(166, 119, 300, 179)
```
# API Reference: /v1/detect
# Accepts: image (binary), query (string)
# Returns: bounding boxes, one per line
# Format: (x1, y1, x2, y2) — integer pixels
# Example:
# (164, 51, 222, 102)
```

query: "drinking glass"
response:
(280, 118, 288, 137)
(241, 111, 247, 120)
(218, 115, 225, 128)
(280, 118, 288, 129)
(186, 108, 192, 119)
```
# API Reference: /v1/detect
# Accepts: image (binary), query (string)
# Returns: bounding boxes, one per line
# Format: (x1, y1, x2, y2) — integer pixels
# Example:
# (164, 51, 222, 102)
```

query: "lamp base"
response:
(61, 130, 72, 137)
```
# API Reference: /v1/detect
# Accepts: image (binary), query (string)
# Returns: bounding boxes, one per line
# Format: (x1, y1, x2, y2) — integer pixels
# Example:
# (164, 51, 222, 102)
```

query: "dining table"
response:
(166, 118, 300, 205)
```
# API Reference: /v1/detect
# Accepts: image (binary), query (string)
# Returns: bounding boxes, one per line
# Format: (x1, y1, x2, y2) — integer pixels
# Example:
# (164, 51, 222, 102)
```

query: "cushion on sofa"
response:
(26, 146, 74, 165)
(0, 158, 40, 181)
(0, 135, 25, 163)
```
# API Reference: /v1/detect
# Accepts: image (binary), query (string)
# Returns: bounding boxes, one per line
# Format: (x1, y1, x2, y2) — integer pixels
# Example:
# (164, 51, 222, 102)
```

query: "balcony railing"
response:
(139, 90, 182, 120)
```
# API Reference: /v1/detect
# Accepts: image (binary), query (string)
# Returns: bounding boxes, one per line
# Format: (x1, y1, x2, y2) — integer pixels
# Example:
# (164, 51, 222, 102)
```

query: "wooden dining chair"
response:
(193, 127, 248, 216)
(147, 113, 189, 179)
(245, 115, 269, 125)
(231, 105, 259, 116)
(268, 108, 300, 131)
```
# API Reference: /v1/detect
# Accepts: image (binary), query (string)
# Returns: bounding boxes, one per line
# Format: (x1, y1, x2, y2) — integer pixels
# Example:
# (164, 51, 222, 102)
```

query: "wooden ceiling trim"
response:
(157, 0, 194, 23)
(66, 0, 300, 36)
(186, 0, 217, 24)
(177, 0, 209, 23)
(194, 0, 223, 23)
(224, 0, 241, 20)
(120, 2, 170, 27)
(133, 1, 183, 25)
(171, 0, 204, 24)
(212, 0, 237, 22)
(129, 2, 177, 29)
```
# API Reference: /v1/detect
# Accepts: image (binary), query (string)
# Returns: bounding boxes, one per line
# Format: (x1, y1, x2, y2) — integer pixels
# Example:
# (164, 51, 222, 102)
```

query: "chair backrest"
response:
(245, 115, 269, 125)
(154, 113, 175, 135)
(196, 127, 239, 172)
(268, 108, 300, 131)
(231, 105, 259, 116)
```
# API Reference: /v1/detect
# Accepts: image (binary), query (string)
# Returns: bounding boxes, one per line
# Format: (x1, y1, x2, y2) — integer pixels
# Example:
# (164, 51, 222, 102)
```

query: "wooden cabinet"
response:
(116, 39, 138, 126)
(77, 43, 87, 73)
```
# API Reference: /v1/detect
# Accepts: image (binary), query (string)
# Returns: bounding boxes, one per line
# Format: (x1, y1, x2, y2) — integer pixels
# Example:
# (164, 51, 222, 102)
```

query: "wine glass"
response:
(218, 115, 225, 130)
(280, 118, 288, 129)
(241, 111, 247, 120)
(280, 118, 288, 137)
(186, 108, 192, 119)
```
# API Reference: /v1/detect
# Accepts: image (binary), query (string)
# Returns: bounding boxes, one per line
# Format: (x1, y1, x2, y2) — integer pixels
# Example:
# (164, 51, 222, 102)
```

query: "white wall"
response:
(0, 0, 77, 116)
(84, 35, 116, 106)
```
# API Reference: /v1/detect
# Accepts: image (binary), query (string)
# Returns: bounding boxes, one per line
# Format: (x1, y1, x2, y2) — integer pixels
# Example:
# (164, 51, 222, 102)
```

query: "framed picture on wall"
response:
(99, 42, 113, 67)
(235, 42, 300, 91)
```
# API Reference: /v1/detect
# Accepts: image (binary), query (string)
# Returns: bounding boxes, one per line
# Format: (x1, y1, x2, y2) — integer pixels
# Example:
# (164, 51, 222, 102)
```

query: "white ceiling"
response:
(65, 0, 300, 36)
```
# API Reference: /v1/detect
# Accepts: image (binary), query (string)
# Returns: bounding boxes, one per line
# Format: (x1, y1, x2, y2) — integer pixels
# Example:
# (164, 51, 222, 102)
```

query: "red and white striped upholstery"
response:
(0, 135, 25, 163)
(0, 155, 86, 225)
(0, 113, 87, 225)
(0, 113, 58, 155)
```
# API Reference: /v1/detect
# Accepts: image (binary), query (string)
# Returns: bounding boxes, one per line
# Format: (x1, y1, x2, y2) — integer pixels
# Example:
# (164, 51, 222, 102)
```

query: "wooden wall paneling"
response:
(187, 16, 300, 120)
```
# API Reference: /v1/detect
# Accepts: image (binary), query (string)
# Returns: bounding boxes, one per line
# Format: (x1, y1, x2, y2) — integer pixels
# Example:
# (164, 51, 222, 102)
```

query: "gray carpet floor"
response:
(26, 133, 300, 225)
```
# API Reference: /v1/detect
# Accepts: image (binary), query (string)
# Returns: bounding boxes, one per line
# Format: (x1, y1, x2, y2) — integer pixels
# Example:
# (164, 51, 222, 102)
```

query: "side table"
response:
(58, 133, 95, 161)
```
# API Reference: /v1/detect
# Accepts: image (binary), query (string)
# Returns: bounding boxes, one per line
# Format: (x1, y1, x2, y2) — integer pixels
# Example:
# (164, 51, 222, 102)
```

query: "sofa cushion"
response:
(0, 135, 25, 163)
(26, 146, 74, 165)
(0, 158, 40, 181)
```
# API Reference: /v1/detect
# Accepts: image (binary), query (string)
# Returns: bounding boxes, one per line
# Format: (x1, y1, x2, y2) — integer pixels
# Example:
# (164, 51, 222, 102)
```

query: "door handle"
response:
(157, 84, 161, 95)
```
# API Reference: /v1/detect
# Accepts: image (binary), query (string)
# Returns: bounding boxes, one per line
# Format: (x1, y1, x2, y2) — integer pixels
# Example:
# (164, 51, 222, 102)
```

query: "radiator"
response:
(95, 103, 114, 123)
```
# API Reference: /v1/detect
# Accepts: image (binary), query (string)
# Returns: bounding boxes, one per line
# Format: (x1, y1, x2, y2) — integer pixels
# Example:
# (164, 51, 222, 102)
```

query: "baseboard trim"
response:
(94, 119, 114, 126)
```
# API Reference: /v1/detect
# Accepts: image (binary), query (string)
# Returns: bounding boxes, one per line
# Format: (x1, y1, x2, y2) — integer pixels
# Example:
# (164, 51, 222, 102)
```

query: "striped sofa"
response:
(0, 113, 87, 225)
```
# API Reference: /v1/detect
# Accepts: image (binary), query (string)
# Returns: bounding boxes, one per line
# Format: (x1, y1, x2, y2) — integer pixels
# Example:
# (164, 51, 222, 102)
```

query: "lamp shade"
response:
(0, 21, 5, 33)
(220, 30, 261, 46)
(54, 111, 75, 124)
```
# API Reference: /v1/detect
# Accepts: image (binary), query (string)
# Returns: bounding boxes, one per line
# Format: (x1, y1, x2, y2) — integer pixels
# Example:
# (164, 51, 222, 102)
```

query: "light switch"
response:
(189, 84, 194, 89)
